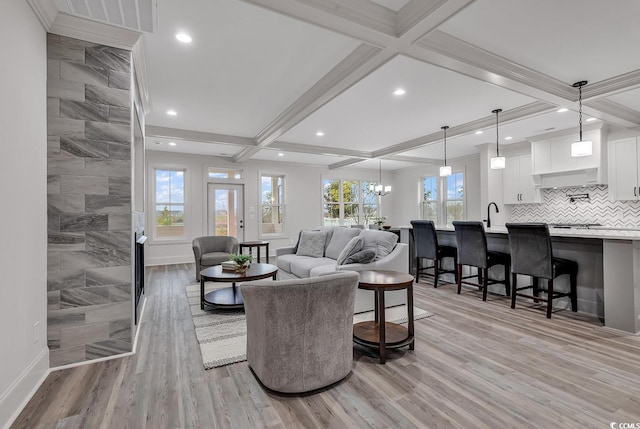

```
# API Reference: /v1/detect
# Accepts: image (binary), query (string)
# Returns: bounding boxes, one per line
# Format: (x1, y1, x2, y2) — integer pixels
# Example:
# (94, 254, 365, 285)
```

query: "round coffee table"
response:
(353, 270, 415, 364)
(200, 263, 278, 310)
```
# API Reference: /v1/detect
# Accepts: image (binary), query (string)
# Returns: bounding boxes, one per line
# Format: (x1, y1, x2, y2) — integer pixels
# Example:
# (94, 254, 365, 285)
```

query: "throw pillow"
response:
(344, 249, 376, 264)
(336, 235, 364, 265)
(325, 227, 361, 260)
(296, 230, 326, 257)
(360, 229, 399, 260)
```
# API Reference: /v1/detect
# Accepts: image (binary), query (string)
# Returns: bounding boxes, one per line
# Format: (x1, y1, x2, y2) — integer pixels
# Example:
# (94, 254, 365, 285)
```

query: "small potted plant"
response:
(229, 253, 252, 273)
(373, 216, 387, 230)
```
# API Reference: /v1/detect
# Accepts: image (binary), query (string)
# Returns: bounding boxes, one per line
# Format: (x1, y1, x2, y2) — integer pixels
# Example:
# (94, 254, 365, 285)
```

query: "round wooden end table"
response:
(200, 263, 278, 310)
(353, 270, 415, 364)
(239, 240, 270, 263)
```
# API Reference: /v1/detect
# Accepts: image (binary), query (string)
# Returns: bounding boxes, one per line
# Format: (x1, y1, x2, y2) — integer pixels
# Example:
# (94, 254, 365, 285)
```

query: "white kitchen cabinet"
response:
(610, 137, 640, 201)
(503, 155, 540, 204)
(532, 129, 601, 174)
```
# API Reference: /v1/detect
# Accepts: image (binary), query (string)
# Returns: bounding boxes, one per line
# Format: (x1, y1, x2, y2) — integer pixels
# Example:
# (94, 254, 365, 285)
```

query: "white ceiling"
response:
(128, 0, 640, 170)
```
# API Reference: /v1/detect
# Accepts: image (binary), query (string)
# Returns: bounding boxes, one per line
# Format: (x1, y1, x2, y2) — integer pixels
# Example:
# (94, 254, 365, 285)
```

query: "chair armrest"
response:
(337, 243, 408, 273)
(276, 246, 296, 257)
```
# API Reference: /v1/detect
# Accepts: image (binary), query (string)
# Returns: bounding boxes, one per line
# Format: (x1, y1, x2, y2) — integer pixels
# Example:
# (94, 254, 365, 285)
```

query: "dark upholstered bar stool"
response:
(452, 221, 511, 301)
(410, 220, 457, 288)
(505, 223, 578, 318)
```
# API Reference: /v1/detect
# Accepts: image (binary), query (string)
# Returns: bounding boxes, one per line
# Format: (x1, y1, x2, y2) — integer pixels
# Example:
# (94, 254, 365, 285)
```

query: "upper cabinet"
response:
(609, 137, 640, 201)
(503, 154, 540, 204)
(530, 125, 608, 188)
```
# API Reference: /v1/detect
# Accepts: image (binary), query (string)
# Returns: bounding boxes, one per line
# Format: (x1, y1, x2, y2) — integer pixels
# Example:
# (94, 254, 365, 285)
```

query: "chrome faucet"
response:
(486, 202, 499, 228)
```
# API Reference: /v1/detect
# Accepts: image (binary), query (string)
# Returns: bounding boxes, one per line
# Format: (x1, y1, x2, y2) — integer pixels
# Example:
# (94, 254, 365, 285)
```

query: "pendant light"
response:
(571, 80, 592, 157)
(439, 126, 452, 177)
(490, 108, 505, 169)
(370, 160, 391, 196)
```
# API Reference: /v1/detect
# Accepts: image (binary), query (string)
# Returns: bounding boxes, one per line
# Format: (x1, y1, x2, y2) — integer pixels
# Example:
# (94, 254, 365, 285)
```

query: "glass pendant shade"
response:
(571, 140, 592, 157)
(371, 161, 390, 195)
(490, 156, 506, 169)
(440, 165, 452, 177)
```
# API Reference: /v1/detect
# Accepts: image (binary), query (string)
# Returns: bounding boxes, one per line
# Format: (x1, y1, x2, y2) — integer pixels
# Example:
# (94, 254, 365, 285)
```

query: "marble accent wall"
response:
(47, 34, 133, 366)
(509, 185, 640, 228)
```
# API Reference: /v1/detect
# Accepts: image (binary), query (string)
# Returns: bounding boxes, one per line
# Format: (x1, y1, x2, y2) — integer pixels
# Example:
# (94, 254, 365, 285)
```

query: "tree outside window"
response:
(445, 172, 464, 223)
(155, 169, 185, 239)
(261, 174, 285, 235)
(322, 179, 378, 226)
(422, 176, 437, 222)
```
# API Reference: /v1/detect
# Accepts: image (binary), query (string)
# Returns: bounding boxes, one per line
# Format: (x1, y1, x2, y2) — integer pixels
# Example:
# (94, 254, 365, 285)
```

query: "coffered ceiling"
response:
(53, 0, 640, 170)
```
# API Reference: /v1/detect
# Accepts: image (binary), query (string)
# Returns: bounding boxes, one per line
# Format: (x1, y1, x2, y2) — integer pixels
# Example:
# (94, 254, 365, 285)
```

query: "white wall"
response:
(145, 151, 395, 265)
(0, 1, 49, 427)
(389, 154, 482, 226)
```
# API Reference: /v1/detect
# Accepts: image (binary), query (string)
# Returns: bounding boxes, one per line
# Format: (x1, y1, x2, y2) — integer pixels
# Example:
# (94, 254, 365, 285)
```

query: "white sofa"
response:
(276, 227, 409, 313)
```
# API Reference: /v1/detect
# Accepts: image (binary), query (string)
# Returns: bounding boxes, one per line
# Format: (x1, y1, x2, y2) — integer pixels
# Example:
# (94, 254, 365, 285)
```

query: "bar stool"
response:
(505, 223, 578, 318)
(410, 220, 457, 288)
(452, 221, 511, 301)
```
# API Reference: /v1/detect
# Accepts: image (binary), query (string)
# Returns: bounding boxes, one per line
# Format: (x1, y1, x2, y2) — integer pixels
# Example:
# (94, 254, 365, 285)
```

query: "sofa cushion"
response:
(336, 235, 364, 265)
(309, 264, 338, 277)
(326, 228, 362, 259)
(276, 253, 300, 273)
(344, 249, 376, 264)
(201, 252, 232, 266)
(296, 230, 326, 257)
(360, 229, 398, 261)
(315, 226, 336, 253)
(290, 257, 336, 278)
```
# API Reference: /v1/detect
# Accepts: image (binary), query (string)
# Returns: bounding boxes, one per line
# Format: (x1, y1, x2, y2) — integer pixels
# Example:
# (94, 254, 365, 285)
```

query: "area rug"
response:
(186, 282, 433, 369)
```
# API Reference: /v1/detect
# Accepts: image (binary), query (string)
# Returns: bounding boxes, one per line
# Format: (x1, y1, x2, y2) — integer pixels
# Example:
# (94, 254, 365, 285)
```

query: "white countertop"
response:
(398, 224, 640, 240)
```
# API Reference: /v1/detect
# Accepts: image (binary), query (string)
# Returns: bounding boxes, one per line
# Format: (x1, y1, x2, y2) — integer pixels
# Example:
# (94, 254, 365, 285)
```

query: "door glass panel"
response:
(208, 184, 243, 240)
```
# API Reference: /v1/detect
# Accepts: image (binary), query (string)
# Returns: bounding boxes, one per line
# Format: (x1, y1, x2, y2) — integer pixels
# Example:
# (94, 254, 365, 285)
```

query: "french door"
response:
(207, 183, 244, 241)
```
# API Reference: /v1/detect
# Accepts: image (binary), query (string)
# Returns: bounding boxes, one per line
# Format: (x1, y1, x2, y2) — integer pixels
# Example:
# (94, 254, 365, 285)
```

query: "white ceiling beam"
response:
(397, 0, 474, 41)
(329, 158, 369, 170)
(294, 0, 397, 36)
(269, 141, 372, 158)
(583, 99, 640, 128)
(384, 154, 441, 164)
(146, 126, 256, 147)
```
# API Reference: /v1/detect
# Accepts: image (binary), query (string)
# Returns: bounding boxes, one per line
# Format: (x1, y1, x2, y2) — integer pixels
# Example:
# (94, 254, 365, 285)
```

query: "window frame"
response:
(259, 172, 286, 239)
(420, 169, 466, 225)
(443, 170, 465, 225)
(150, 165, 189, 243)
(322, 178, 380, 226)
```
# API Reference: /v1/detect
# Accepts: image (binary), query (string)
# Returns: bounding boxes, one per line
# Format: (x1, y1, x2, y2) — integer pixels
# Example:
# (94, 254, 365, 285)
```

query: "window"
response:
(154, 169, 185, 239)
(260, 174, 285, 235)
(421, 176, 437, 222)
(445, 172, 464, 223)
(421, 171, 464, 224)
(207, 168, 243, 179)
(322, 179, 378, 226)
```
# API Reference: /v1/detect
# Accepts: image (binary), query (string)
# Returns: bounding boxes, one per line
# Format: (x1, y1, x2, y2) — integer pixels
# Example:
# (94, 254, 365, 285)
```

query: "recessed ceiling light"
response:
(475, 131, 483, 135)
(586, 117, 597, 122)
(316, 131, 324, 137)
(393, 88, 406, 96)
(557, 108, 569, 113)
(155, 141, 161, 145)
(278, 153, 284, 157)
(166, 110, 177, 116)
(168, 142, 177, 146)
(175, 33, 192, 43)
(505, 136, 513, 140)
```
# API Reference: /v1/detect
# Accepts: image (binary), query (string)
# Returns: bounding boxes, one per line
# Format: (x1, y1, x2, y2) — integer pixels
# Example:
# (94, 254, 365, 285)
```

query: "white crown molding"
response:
(397, 0, 447, 38)
(27, 0, 59, 30)
(295, 0, 396, 36)
(270, 141, 372, 158)
(385, 154, 441, 164)
(329, 158, 369, 170)
(584, 69, 640, 100)
(146, 126, 257, 147)
(584, 99, 640, 128)
(49, 12, 141, 50)
(132, 38, 151, 115)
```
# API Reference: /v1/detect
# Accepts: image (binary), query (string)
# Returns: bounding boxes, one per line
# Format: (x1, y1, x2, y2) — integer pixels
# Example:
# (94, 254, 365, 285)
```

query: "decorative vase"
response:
(235, 263, 249, 274)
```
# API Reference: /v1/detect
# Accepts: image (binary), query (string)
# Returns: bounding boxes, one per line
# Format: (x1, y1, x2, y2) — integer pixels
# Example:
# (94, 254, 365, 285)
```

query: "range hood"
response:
(530, 125, 608, 188)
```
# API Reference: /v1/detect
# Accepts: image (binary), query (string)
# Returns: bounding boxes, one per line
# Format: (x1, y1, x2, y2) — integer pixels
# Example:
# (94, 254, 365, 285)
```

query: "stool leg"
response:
(433, 258, 439, 288)
(477, 268, 482, 285)
(456, 264, 462, 294)
(482, 267, 488, 301)
(453, 254, 458, 283)
(532, 277, 539, 303)
(570, 271, 578, 312)
(415, 257, 421, 283)
(546, 279, 554, 319)
(511, 273, 517, 309)
(504, 262, 511, 297)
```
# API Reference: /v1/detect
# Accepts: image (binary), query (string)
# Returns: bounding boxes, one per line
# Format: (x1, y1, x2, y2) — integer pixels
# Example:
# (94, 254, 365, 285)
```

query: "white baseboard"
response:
(146, 255, 193, 266)
(1, 348, 50, 429)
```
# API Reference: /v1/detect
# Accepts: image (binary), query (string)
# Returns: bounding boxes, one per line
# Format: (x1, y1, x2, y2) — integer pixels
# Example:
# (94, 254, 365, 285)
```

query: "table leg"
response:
(378, 290, 386, 364)
(374, 291, 379, 322)
(232, 282, 237, 302)
(200, 277, 205, 310)
(266, 244, 269, 263)
(408, 283, 414, 350)
(257, 246, 261, 263)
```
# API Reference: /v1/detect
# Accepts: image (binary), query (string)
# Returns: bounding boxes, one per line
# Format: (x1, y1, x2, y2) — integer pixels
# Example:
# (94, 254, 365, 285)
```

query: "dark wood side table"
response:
(239, 241, 270, 263)
(200, 263, 278, 310)
(353, 270, 415, 364)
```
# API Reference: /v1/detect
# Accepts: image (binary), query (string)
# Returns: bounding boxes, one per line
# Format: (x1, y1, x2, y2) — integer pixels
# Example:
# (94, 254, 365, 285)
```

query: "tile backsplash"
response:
(509, 185, 640, 228)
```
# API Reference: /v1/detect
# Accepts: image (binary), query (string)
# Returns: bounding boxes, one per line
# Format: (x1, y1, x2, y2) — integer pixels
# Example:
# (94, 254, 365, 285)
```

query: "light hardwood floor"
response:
(12, 264, 640, 428)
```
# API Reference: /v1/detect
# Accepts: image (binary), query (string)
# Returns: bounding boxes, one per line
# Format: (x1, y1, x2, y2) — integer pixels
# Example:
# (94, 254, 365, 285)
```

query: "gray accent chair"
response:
(241, 271, 359, 394)
(410, 220, 457, 287)
(505, 223, 578, 318)
(452, 221, 511, 301)
(192, 236, 239, 281)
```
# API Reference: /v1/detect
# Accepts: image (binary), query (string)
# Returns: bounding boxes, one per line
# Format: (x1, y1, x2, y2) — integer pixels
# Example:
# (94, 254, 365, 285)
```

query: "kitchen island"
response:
(400, 225, 640, 333)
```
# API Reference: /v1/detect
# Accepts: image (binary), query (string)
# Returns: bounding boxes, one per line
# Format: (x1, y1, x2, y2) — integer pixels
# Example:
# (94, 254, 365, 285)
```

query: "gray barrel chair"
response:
(192, 236, 239, 281)
(241, 271, 359, 393)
